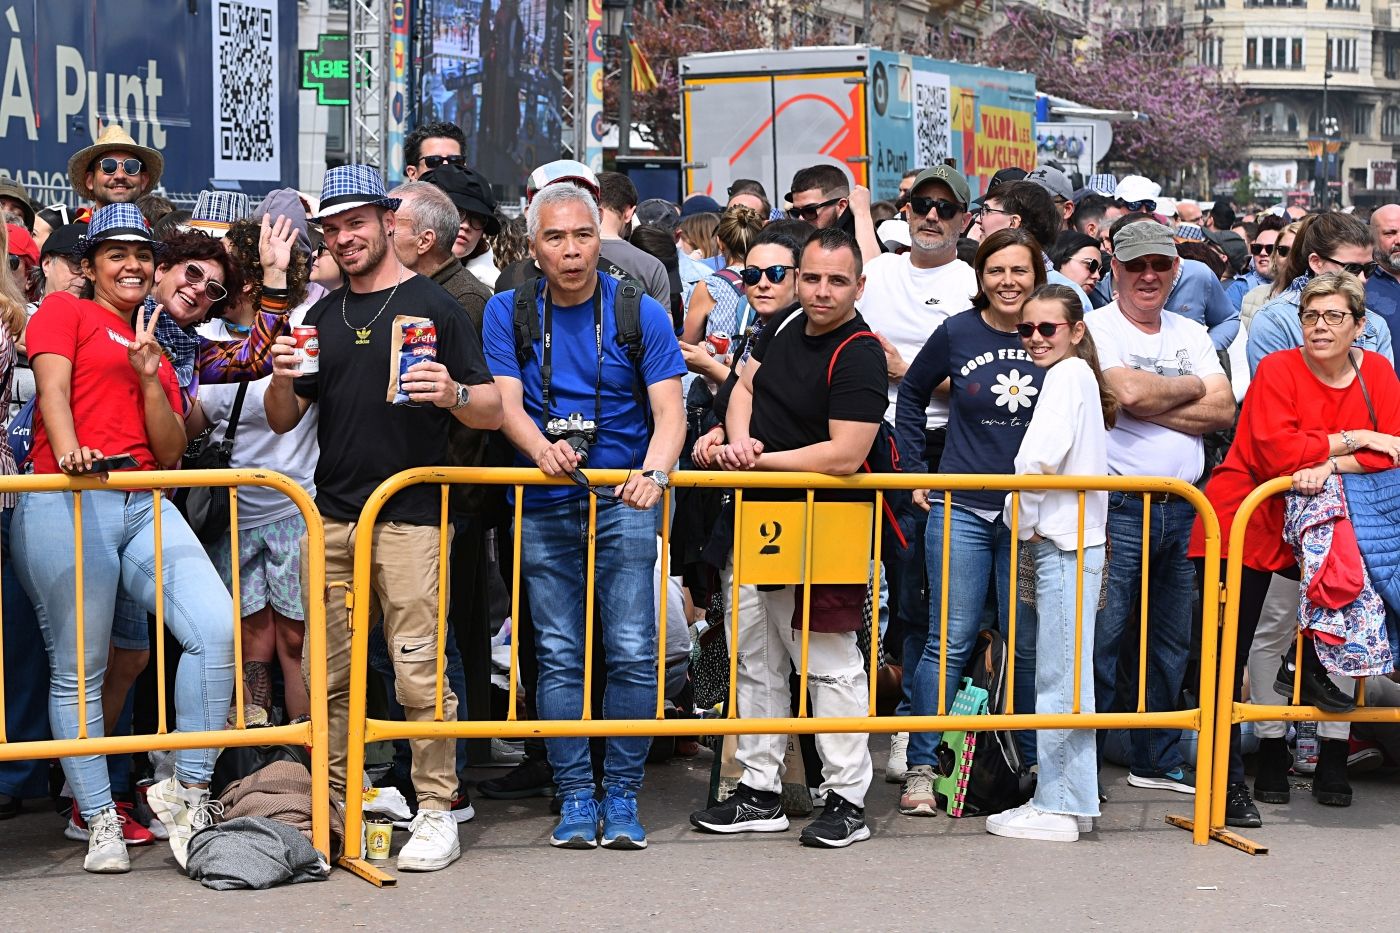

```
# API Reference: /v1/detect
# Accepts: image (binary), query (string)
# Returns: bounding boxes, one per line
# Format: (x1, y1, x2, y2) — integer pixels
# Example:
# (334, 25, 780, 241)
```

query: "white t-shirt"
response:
(1086, 301, 1224, 483)
(466, 251, 499, 289)
(856, 252, 977, 428)
(196, 307, 320, 527)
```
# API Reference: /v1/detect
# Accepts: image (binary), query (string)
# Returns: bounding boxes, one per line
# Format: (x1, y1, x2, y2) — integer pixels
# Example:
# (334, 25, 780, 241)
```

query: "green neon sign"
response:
(301, 34, 351, 106)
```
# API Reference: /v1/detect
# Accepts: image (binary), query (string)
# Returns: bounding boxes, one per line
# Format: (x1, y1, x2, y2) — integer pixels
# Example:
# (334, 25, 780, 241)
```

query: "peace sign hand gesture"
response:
(128, 302, 166, 382)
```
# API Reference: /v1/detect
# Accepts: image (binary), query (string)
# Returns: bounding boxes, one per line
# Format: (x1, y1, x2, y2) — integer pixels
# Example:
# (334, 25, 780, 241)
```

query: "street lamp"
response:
(602, 0, 634, 157)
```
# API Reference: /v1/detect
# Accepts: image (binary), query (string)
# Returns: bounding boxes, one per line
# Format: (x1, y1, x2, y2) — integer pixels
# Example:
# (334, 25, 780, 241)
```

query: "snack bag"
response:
(387, 315, 438, 405)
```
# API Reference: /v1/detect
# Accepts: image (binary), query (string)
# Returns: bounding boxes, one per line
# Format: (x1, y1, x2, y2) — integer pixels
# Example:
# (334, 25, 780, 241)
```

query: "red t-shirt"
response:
(1188, 348, 1400, 571)
(26, 292, 181, 473)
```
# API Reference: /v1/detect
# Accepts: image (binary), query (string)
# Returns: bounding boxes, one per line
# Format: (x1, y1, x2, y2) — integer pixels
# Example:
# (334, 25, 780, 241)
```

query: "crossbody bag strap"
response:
(1349, 350, 1379, 431)
(222, 380, 251, 446)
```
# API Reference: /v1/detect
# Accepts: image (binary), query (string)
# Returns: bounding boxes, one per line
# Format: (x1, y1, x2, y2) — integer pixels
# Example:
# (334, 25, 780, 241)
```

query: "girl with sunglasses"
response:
(988, 284, 1116, 842)
(1050, 232, 1107, 308)
(680, 205, 765, 347)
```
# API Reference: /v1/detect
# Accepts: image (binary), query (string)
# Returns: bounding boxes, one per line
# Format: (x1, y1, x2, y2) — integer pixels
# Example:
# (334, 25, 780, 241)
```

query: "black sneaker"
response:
(1274, 650, 1355, 713)
(0, 793, 18, 820)
(477, 757, 556, 800)
(690, 784, 789, 834)
(1224, 782, 1262, 828)
(798, 791, 871, 848)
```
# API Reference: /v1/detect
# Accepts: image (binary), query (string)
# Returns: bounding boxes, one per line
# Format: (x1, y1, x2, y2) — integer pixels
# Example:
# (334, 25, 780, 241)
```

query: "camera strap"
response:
(541, 285, 604, 427)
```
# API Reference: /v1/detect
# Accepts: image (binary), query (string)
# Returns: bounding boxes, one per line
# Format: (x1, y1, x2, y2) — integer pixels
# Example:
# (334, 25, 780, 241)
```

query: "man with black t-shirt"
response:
(264, 165, 502, 873)
(688, 227, 886, 849)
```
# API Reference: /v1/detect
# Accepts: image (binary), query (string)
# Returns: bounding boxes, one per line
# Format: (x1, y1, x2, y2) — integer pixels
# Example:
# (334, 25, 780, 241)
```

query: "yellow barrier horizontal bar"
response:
(363, 711, 1200, 742)
(0, 468, 317, 495)
(1234, 704, 1400, 725)
(0, 723, 313, 762)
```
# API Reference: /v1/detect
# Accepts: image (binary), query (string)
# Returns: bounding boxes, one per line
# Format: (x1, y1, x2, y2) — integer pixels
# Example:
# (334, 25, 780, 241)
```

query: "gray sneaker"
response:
(884, 732, 910, 783)
(899, 764, 938, 816)
(83, 807, 130, 874)
(146, 777, 223, 870)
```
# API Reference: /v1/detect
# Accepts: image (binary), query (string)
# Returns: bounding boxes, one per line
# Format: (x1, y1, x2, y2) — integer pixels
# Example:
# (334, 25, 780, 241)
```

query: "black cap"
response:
(421, 163, 501, 235)
(41, 222, 89, 259)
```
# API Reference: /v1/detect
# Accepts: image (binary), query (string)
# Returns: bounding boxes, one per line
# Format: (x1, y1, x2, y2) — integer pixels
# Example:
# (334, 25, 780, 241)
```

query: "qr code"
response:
(215, 0, 276, 164)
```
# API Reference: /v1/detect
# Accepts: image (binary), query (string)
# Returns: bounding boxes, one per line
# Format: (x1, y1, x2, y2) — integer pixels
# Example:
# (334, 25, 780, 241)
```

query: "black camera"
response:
(545, 412, 598, 465)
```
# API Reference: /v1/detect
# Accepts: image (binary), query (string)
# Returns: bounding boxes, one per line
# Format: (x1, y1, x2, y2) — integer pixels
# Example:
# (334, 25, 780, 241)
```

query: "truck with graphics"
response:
(679, 46, 1037, 205)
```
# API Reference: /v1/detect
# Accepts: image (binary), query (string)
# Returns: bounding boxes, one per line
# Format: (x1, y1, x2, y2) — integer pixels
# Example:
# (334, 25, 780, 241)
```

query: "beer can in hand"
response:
(706, 331, 731, 358)
(291, 325, 320, 374)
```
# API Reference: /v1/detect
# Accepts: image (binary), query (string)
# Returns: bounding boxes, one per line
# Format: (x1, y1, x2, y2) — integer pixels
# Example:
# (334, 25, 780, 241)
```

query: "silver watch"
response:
(642, 469, 669, 489)
(450, 382, 470, 411)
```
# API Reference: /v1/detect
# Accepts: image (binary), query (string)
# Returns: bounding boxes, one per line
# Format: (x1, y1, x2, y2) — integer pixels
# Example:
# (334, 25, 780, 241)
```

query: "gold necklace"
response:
(341, 268, 403, 345)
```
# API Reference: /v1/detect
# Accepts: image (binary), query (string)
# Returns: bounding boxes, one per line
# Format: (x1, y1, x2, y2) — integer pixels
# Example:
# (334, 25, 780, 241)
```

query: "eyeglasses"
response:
(183, 262, 228, 302)
(786, 197, 842, 221)
(1321, 256, 1378, 279)
(97, 157, 143, 176)
(907, 197, 962, 220)
(1121, 256, 1175, 274)
(1116, 199, 1157, 213)
(740, 264, 797, 286)
(420, 154, 466, 170)
(977, 205, 1014, 218)
(461, 213, 489, 231)
(1016, 321, 1072, 338)
(1299, 309, 1358, 327)
(1272, 244, 1292, 259)
(1077, 257, 1102, 275)
(1249, 242, 1275, 256)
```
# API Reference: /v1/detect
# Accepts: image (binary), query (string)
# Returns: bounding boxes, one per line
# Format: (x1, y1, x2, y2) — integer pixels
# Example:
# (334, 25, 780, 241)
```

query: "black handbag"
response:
(183, 381, 249, 545)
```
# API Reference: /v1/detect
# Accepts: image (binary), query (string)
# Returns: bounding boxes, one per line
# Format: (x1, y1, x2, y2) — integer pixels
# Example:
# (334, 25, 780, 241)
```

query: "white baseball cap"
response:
(1113, 174, 1162, 204)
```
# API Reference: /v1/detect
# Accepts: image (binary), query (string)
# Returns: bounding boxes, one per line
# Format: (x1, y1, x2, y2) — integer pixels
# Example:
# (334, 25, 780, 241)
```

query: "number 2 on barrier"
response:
(736, 501, 874, 585)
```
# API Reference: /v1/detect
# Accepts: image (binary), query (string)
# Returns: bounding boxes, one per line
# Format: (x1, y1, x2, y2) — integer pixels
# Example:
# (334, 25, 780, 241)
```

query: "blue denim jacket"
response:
(1246, 273, 1394, 376)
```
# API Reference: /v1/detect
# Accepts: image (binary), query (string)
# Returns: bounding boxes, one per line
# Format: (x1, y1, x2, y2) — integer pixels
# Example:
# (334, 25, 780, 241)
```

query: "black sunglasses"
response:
(1077, 257, 1102, 275)
(1116, 198, 1157, 213)
(1272, 244, 1291, 258)
(420, 154, 466, 170)
(907, 196, 962, 220)
(183, 262, 228, 302)
(1121, 256, 1175, 274)
(1016, 321, 1072, 338)
(1249, 242, 1274, 256)
(1321, 256, 1378, 279)
(740, 264, 796, 286)
(787, 197, 842, 221)
(97, 157, 143, 176)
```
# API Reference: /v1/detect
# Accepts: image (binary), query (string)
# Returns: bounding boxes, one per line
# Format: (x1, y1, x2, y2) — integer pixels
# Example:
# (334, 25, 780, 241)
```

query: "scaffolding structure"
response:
(349, 0, 386, 169)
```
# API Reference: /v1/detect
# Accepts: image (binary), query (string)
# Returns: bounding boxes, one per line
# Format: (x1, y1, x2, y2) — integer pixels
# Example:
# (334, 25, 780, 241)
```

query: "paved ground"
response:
(2, 738, 1396, 931)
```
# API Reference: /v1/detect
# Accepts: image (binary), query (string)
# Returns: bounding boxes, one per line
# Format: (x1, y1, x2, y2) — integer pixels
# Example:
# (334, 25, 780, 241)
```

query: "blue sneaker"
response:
(550, 791, 599, 849)
(600, 789, 648, 850)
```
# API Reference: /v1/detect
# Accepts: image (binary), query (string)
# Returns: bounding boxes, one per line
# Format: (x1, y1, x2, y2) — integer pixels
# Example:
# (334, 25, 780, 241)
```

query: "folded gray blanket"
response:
(185, 816, 329, 890)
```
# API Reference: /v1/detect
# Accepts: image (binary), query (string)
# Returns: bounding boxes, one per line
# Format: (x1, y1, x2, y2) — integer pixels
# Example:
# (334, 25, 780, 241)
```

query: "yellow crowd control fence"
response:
(0, 469, 331, 860)
(1211, 476, 1400, 855)
(339, 467, 1223, 884)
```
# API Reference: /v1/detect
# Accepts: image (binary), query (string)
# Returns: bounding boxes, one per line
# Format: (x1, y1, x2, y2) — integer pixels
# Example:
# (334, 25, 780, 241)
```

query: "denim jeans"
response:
(1029, 539, 1103, 817)
(520, 497, 658, 797)
(908, 501, 1038, 768)
(1094, 495, 1196, 777)
(892, 511, 929, 716)
(13, 491, 234, 820)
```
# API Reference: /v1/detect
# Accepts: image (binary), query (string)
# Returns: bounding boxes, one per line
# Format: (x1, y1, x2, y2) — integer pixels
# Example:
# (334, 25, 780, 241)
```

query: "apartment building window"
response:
(1354, 105, 1373, 137)
(1387, 41, 1400, 79)
(1244, 0, 1305, 6)
(1197, 36, 1223, 67)
(1325, 0, 1360, 8)
(1327, 37, 1358, 72)
(1196, 0, 1224, 7)
(1246, 36, 1304, 69)
(1384, 106, 1400, 138)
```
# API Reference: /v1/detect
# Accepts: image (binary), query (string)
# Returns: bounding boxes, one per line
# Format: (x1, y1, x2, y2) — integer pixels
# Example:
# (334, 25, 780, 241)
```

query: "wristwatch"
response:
(450, 382, 471, 411)
(642, 469, 669, 489)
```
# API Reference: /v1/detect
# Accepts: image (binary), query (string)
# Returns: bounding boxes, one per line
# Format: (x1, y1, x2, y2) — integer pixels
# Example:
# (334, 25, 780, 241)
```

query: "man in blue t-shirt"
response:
(482, 181, 685, 852)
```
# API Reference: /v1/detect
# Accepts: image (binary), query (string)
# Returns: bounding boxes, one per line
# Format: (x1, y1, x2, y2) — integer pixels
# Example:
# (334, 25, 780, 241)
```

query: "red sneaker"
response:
(65, 800, 156, 846)
(1348, 737, 1384, 773)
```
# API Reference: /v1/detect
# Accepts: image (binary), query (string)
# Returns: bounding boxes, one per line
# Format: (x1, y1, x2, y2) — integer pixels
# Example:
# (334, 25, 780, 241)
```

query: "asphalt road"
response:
(1, 739, 1394, 931)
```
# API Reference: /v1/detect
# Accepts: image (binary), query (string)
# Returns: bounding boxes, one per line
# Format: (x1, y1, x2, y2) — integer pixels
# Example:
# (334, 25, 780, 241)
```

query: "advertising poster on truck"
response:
(0, 0, 299, 203)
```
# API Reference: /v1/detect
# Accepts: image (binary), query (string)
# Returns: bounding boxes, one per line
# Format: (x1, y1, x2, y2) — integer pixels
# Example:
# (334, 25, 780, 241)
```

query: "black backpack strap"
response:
(612, 279, 651, 428)
(513, 277, 542, 367)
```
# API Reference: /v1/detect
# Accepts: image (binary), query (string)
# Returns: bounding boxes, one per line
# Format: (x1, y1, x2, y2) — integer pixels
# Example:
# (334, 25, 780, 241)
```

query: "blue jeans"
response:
(12, 491, 234, 820)
(520, 498, 658, 797)
(908, 502, 1037, 768)
(1094, 495, 1196, 777)
(1029, 539, 1103, 817)
(893, 511, 929, 716)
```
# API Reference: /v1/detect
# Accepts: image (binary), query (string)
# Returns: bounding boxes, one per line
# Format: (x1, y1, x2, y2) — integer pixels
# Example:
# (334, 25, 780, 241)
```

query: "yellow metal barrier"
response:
(339, 467, 1223, 884)
(0, 469, 331, 860)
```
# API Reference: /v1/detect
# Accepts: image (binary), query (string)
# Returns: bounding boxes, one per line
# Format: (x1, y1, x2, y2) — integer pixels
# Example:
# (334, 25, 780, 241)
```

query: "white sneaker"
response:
(986, 803, 1080, 843)
(145, 777, 223, 870)
(396, 809, 461, 872)
(1077, 816, 1093, 833)
(83, 807, 130, 873)
(884, 732, 909, 784)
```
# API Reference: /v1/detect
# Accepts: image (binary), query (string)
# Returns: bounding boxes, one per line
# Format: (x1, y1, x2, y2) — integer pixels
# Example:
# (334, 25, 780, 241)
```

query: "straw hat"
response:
(67, 124, 165, 201)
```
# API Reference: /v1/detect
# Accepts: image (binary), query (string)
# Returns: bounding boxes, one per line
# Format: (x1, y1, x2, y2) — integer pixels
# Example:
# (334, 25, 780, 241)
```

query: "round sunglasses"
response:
(740, 264, 797, 286)
(182, 262, 228, 302)
(98, 157, 143, 176)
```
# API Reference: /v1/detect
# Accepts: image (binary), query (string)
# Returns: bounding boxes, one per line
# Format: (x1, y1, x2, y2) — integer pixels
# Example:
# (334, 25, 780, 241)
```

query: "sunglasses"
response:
(97, 157, 143, 176)
(1116, 198, 1157, 213)
(1321, 256, 1378, 278)
(1077, 257, 1102, 275)
(1299, 309, 1358, 327)
(740, 264, 796, 286)
(787, 197, 842, 221)
(907, 196, 962, 220)
(1249, 242, 1275, 256)
(183, 262, 228, 302)
(1272, 244, 1291, 258)
(420, 154, 466, 170)
(460, 212, 490, 231)
(1121, 256, 1175, 274)
(1016, 321, 1072, 338)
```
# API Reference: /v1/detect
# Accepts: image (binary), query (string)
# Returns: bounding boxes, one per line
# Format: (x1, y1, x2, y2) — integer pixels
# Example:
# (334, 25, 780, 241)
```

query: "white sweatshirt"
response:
(1003, 356, 1109, 549)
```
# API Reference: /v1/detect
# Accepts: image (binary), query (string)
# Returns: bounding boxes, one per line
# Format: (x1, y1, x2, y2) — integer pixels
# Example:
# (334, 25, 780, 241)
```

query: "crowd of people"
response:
(3, 116, 1400, 877)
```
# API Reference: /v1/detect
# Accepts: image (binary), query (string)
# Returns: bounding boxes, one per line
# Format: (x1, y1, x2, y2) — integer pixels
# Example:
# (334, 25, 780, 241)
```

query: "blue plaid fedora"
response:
(81, 203, 157, 255)
(1085, 173, 1118, 198)
(189, 190, 250, 238)
(313, 164, 401, 220)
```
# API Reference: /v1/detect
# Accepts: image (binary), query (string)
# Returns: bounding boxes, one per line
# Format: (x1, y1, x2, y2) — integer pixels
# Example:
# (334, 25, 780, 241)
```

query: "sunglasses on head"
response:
(1116, 198, 1157, 213)
(1249, 242, 1274, 255)
(907, 196, 962, 220)
(740, 264, 796, 286)
(1016, 321, 1071, 338)
(1121, 256, 1175, 274)
(97, 157, 143, 176)
(786, 197, 842, 221)
(183, 262, 228, 302)
(1321, 256, 1378, 279)
(420, 154, 466, 170)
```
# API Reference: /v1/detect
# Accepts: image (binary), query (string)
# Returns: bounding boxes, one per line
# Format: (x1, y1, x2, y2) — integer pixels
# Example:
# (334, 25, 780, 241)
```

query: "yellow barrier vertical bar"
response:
(74, 490, 87, 739)
(1357, 677, 1366, 707)
(342, 519, 375, 863)
(1193, 499, 1221, 846)
(938, 490, 951, 716)
(582, 493, 597, 721)
(434, 485, 449, 722)
(1073, 491, 1085, 715)
(1291, 633, 1304, 706)
(727, 490, 744, 718)
(1137, 494, 1151, 714)
(1006, 491, 1019, 714)
(797, 489, 815, 719)
(301, 492, 331, 861)
(655, 488, 671, 720)
(228, 490, 245, 730)
(152, 491, 168, 734)
(0, 502, 5, 743)
(868, 491, 884, 717)
(507, 488, 524, 722)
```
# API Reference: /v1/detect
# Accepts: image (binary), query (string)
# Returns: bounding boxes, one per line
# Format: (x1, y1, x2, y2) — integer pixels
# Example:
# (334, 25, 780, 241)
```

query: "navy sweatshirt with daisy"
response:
(895, 308, 1045, 514)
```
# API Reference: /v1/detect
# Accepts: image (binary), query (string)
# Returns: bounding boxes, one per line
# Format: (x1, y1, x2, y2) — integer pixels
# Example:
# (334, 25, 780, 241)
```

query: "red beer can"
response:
(706, 331, 731, 358)
(291, 325, 319, 374)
